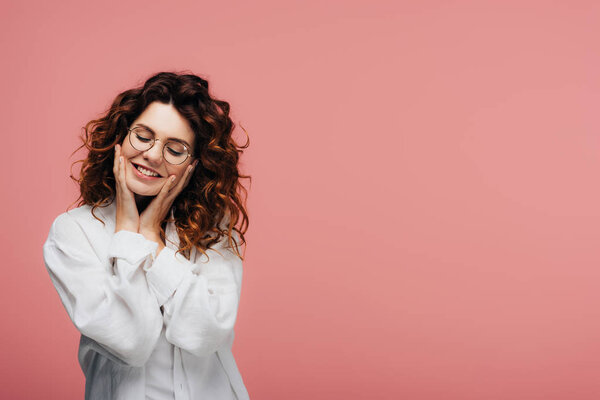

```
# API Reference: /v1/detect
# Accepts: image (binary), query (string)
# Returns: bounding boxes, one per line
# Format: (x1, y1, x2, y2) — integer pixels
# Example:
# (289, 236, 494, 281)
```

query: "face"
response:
(120, 101, 196, 198)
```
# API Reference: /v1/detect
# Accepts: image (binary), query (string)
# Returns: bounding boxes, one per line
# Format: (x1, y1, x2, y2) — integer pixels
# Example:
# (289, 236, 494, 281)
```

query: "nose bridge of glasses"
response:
(145, 139, 165, 160)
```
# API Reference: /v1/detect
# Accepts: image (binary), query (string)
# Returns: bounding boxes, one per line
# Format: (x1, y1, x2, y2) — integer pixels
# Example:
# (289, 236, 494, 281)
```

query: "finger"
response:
(157, 175, 177, 200)
(113, 145, 120, 178)
(182, 161, 198, 188)
(140, 175, 175, 220)
(168, 163, 195, 200)
(114, 146, 124, 180)
(181, 162, 197, 189)
(114, 145, 131, 196)
(114, 146, 127, 192)
(119, 155, 126, 188)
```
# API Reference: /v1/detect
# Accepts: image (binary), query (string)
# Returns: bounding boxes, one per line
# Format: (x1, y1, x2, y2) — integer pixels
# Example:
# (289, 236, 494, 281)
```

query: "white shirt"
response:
(43, 201, 250, 400)
(145, 324, 175, 400)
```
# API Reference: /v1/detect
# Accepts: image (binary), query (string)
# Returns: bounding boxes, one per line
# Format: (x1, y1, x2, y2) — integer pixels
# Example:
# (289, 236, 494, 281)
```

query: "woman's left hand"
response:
(139, 162, 197, 252)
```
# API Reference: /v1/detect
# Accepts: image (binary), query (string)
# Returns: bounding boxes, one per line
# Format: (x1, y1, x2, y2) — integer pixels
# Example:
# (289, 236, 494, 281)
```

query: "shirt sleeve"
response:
(143, 232, 243, 357)
(43, 212, 164, 367)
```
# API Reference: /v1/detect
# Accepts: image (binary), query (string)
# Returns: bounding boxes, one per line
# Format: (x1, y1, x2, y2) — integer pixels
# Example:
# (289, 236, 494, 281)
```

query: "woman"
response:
(43, 72, 250, 400)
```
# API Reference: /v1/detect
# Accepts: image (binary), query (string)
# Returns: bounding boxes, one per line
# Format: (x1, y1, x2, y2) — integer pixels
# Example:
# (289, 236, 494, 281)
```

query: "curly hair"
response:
(70, 71, 250, 261)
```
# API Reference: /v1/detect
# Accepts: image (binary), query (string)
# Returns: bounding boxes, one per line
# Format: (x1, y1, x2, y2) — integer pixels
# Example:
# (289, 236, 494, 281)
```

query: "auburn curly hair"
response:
(70, 71, 250, 260)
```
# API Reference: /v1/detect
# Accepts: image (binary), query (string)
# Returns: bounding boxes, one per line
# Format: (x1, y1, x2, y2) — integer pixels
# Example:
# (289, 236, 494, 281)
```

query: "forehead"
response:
(132, 102, 195, 145)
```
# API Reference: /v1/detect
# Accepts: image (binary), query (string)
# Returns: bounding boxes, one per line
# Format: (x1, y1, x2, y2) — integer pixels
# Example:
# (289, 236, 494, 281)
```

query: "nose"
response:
(142, 140, 164, 165)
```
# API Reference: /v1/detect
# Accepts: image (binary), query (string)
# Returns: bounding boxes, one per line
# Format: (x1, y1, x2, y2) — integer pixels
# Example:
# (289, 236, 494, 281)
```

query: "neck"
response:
(135, 194, 153, 213)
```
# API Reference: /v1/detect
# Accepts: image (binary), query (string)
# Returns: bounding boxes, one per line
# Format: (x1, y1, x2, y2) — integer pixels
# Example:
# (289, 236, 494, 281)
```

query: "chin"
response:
(126, 182, 161, 197)
(125, 168, 163, 197)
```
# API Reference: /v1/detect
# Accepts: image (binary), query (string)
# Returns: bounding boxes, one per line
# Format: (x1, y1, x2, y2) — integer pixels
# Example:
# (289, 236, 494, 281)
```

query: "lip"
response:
(130, 162, 163, 180)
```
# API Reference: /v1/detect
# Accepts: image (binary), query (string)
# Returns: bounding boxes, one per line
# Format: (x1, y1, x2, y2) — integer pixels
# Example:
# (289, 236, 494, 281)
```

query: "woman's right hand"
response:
(113, 144, 140, 233)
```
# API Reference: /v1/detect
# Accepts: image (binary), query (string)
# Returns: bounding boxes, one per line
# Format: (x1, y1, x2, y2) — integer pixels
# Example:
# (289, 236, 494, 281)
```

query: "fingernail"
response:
(171, 176, 176, 182)
(120, 157, 123, 163)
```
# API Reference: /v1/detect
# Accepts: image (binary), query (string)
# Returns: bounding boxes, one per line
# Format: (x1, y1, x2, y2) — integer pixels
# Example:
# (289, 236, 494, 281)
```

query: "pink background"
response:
(1, 1, 600, 399)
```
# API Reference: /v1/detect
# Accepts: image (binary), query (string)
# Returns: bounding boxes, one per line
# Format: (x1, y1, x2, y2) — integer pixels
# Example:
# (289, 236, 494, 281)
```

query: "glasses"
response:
(127, 126, 192, 165)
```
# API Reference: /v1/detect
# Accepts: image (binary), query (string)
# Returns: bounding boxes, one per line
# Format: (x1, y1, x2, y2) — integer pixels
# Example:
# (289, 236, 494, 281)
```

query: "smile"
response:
(131, 163, 162, 178)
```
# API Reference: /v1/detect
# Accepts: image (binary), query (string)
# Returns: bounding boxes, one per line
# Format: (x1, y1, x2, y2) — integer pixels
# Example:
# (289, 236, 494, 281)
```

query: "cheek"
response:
(120, 143, 137, 160)
(168, 166, 188, 183)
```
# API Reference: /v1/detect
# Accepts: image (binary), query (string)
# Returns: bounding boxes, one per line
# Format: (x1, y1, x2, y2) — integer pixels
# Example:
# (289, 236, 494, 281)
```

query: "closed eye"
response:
(136, 134, 153, 143)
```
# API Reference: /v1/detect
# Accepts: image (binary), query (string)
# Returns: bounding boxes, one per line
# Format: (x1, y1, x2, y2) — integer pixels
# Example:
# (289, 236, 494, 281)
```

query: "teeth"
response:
(136, 165, 159, 177)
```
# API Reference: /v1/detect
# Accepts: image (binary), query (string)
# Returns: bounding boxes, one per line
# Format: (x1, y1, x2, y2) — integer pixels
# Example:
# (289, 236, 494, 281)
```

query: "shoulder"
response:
(50, 205, 90, 235)
(49, 202, 116, 242)
(51, 204, 98, 229)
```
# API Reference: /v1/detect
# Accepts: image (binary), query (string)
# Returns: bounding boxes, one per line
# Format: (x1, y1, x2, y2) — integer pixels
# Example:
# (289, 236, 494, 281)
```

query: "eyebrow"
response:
(134, 123, 193, 149)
